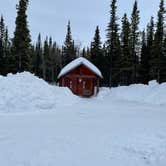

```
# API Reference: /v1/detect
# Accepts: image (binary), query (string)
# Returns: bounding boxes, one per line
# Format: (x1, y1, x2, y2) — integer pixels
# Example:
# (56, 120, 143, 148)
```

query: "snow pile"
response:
(0, 72, 78, 112)
(98, 81, 166, 105)
(0, 72, 166, 113)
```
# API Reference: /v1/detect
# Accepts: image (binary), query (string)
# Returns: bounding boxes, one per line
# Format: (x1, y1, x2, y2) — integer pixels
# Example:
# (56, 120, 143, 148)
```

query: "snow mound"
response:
(98, 81, 166, 105)
(0, 72, 78, 112)
(0, 72, 165, 113)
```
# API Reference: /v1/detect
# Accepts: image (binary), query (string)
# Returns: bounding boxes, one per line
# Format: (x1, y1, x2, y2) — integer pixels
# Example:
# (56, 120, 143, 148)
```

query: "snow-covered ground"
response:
(0, 72, 166, 166)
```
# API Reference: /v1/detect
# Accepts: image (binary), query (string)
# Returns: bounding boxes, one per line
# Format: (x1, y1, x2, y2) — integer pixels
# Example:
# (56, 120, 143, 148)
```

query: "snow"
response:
(99, 80, 166, 105)
(0, 72, 78, 112)
(58, 57, 103, 78)
(0, 72, 166, 166)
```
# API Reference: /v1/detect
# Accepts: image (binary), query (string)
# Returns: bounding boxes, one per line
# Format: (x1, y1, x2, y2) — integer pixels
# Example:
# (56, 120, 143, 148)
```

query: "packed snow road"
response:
(0, 72, 166, 166)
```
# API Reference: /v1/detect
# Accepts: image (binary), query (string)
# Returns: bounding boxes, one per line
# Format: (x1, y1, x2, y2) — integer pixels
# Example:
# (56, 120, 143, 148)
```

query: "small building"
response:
(57, 57, 103, 97)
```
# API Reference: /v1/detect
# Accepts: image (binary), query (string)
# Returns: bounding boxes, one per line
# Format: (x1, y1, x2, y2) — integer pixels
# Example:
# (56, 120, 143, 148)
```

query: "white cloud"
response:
(0, 0, 163, 46)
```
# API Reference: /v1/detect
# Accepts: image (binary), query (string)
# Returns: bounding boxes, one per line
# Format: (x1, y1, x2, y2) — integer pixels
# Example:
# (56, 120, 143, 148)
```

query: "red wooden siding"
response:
(59, 64, 101, 97)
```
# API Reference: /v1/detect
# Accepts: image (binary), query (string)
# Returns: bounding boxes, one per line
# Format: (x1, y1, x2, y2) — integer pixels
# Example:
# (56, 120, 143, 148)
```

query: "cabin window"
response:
(70, 81, 72, 89)
(83, 81, 86, 89)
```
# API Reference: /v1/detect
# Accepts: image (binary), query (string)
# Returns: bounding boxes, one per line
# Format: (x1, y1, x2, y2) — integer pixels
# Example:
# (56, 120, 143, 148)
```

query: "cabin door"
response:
(77, 78, 83, 96)
(84, 78, 93, 96)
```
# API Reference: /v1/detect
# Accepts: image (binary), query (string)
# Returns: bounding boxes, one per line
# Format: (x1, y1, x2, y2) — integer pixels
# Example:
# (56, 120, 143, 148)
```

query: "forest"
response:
(0, 0, 166, 87)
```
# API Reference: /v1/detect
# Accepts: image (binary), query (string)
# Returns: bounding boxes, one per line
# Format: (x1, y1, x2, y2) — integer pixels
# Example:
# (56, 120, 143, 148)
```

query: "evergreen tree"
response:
(0, 16, 10, 75)
(4, 27, 11, 75)
(152, 0, 165, 83)
(120, 13, 132, 85)
(50, 42, 57, 82)
(90, 26, 103, 68)
(102, 44, 107, 57)
(86, 47, 91, 60)
(29, 44, 35, 72)
(140, 30, 149, 84)
(106, 0, 121, 87)
(0, 16, 5, 43)
(42, 37, 49, 80)
(0, 15, 5, 75)
(101, 43, 109, 86)
(55, 46, 62, 76)
(34, 33, 42, 77)
(160, 35, 166, 82)
(81, 47, 86, 57)
(130, 0, 140, 83)
(4, 28, 10, 57)
(48, 37, 56, 82)
(90, 26, 106, 86)
(12, 0, 31, 73)
(147, 17, 155, 81)
(46, 37, 53, 81)
(62, 21, 76, 66)
(51, 42, 62, 82)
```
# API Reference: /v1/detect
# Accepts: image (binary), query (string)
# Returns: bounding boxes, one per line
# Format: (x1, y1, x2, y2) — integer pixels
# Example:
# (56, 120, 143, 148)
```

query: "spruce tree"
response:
(51, 42, 58, 82)
(147, 17, 155, 81)
(101, 43, 109, 86)
(62, 21, 76, 66)
(4, 28, 10, 56)
(90, 26, 103, 68)
(85, 47, 91, 60)
(29, 44, 35, 72)
(90, 26, 106, 86)
(12, 0, 31, 73)
(160, 35, 166, 82)
(55, 46, 62, 76)
(0, 15, 10, 75)
(3, 27, 11, 75)
(140, 30, 149, 84)
(47, 37, 53, 81)
(0, 15, 5, 75)
(0, 16, 5, 42)
(42, 37, 49, 80)
(130, 0, 140, 83)
(48, 37, 57, 82)
(34, 33, 42, 77)
(152, 0, 165, 83)
(81, 47, 86, 57)
(106, 0, 121, 87)
(120, 13, 132, 85)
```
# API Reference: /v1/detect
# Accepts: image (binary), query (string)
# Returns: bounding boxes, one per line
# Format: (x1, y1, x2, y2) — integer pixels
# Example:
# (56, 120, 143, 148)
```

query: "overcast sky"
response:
(0, 0, 164, 47)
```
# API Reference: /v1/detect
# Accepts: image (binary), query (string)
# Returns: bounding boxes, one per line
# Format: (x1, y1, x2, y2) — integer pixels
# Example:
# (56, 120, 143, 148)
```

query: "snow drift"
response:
(98, 81, 166, 105)
(0, 72, 166, 112)
(0, 72, 78, 112)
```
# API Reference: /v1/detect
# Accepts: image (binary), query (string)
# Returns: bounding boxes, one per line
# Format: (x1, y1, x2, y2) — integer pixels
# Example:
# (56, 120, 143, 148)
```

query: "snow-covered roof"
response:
(58, 57, 103, 78)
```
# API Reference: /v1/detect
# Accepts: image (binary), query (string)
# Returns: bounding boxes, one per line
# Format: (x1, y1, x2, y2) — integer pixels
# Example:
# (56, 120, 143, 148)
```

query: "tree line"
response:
(0, 0, 166, 87)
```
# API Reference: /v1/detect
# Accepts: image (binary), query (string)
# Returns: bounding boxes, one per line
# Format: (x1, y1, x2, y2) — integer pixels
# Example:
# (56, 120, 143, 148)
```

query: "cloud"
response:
(1, 0, 162, 46)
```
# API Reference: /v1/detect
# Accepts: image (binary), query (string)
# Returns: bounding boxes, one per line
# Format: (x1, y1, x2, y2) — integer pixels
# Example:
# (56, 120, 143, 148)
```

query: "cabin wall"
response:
(59, 64, 101, 97)
(65, 64, 97, 76)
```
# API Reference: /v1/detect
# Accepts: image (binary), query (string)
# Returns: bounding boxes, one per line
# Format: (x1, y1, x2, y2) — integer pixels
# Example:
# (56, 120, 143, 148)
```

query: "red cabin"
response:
(58, 57, 103, 97)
